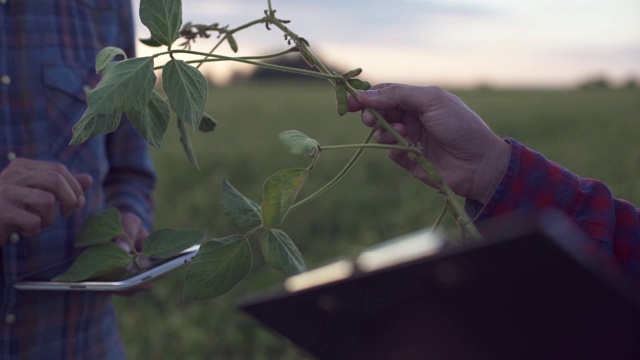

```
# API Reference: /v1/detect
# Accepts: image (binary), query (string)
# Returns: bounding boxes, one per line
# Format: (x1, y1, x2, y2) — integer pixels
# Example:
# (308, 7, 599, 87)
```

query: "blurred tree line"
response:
(579, 76, 639, 90)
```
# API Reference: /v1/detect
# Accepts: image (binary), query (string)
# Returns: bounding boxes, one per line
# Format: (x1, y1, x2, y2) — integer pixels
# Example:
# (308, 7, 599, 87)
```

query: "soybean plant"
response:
(57, 0, 481, 300)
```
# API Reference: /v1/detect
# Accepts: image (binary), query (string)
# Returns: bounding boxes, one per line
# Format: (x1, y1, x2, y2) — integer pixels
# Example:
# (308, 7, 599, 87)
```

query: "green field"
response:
(114, 83, 640, 359)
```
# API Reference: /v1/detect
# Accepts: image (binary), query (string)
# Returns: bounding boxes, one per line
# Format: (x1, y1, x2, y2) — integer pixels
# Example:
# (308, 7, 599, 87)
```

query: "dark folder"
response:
(238, 210, 640, 359)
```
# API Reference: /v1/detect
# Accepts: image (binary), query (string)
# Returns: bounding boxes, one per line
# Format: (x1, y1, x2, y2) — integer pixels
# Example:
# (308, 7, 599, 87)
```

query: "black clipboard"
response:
(237, 210, 640, 359)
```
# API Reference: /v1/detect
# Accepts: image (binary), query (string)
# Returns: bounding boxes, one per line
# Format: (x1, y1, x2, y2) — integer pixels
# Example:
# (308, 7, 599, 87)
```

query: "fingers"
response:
(13, 159, 89, 214)
(75, 173, 94, 195)
(0, 203, 42, 240)
(0, 185, 60, 237)
(347, 83, 395, 112)
(113, 212, 147, 254)
(351, 83, 451, 114)
(111, 212, 153, 297)
(374, 123, 407, 144)
(359, 84, 437, 113)
(0, 158, 94, 240)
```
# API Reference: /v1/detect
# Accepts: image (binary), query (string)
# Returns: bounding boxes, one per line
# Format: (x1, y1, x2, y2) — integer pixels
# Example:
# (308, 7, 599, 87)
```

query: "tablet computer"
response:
(238, 210, 640, 359)
(13, 245, 200, 292)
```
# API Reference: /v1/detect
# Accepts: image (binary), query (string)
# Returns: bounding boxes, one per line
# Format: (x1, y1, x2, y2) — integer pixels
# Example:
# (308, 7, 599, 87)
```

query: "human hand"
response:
(112, 212, 154, 296)
(347, 84, 510, 204)
(0, 158, 93, 245)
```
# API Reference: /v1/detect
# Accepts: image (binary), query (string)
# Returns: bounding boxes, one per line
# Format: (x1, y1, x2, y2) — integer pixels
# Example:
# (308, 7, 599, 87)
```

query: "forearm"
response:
(467, 138, 640, 284)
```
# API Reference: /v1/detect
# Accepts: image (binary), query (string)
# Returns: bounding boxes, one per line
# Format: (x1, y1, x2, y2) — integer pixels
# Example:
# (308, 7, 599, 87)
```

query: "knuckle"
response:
(48, 171, 66, 186)
(425, 85, 446, 97)
(40, 191, 56, 206)
(48, 162, 67, 174)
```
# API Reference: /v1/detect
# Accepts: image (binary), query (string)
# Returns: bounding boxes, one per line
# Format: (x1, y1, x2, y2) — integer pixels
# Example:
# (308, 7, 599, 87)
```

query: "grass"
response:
(114, 83, 640, 359)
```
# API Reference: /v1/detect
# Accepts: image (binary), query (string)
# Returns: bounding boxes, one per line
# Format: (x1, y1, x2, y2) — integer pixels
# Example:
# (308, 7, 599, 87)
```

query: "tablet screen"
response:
(14, 245, 199, 291)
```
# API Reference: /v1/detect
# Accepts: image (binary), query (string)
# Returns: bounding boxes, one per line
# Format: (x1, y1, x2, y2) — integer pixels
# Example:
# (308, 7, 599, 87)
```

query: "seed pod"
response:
(227, 34, 238, 53)
(342, 68, 363, 78)
(347, 79, 371, 90)
(334, 82, 348, 116)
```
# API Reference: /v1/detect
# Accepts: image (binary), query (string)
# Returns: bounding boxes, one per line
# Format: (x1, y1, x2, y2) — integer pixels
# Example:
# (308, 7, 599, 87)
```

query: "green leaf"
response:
(261, 168, 309, 228)
(139, 0, 182, 46)
(220, 179, 262, 229)
(69, 108, 122, 145)
(139, 36, 164, 47)
(279, 130, 320, 157)
(128, 90, 170, 149)
(95, 47, 126, 74)
(53, 243, 133, 282)
(184, 235, 252, 300)
(260, 229, 306, 275)
(198, 112, 217, 133)
(75, 207, 124, 247)
(162, 59, 208, 129)
(142, 228, 207, 258)
(86, 57, 156, 114)
(177, 119, 200, 169)
(226, 34, 238, 52)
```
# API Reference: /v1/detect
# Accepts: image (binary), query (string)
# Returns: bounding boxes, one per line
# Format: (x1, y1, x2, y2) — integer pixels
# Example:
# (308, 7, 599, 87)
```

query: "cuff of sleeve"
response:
(465, 138, 519, 221)
(465, 137, 578, 223)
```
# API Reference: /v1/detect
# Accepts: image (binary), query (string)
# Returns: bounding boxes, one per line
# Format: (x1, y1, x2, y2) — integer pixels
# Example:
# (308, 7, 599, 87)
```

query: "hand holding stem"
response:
(348, 84, 512, 239)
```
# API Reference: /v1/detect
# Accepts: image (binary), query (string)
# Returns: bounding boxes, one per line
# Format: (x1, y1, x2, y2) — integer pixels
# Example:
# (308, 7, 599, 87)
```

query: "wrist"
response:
(469, 138, 511, 204)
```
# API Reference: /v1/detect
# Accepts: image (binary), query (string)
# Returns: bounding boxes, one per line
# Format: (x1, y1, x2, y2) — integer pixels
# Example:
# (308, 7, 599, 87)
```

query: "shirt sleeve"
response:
(466, 138, 640, 284)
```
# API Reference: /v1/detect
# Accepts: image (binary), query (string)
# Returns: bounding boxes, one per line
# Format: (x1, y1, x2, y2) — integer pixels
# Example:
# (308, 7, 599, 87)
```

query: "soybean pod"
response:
(334, 82, 348, 116)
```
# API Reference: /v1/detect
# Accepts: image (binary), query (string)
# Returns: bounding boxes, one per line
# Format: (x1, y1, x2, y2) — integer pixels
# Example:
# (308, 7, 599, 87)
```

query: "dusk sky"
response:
(133, 0, 640, 88)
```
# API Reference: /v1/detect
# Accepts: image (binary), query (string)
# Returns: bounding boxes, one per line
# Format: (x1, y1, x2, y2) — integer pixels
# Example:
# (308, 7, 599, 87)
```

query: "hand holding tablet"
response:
(14, 245, 199, 292)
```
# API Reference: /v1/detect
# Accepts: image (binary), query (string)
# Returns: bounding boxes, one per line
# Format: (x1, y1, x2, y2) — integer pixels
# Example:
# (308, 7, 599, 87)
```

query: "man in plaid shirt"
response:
(1, 0, 155, 358)
(349, 84, 640, 287)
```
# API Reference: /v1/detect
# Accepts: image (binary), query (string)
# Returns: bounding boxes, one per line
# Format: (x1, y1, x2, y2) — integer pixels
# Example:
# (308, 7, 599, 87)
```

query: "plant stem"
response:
(306, 151, 321, 171)
(184, 48, 299, 67)
(429, 201, 448, 238)
(122, 233, 140, 257)
(154, 49, 341, 81)
(133, 256, 145, 270)
(197, 18, 271, 69)
(291, 129, 375, 211)
(320, 143, 419, 153)
(267, 16, 333, 76)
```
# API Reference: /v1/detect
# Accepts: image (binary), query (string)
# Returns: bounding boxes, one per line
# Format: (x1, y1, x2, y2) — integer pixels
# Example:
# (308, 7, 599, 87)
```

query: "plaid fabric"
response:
(467, 138, 640, 286)
(0, 1, 155, 359)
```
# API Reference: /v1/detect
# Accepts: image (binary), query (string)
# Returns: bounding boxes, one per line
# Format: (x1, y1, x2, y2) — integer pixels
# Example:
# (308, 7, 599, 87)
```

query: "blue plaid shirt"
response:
(0, 1, 155, 358)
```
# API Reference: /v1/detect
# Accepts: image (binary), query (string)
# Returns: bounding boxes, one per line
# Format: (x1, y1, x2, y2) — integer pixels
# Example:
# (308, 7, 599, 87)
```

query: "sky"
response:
(132, 0, 640, 88)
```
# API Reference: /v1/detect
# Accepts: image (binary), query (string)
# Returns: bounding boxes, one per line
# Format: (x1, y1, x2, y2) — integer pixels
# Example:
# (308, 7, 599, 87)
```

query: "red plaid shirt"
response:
(0, 1, 155, 358)
(467, 139, 640, 286)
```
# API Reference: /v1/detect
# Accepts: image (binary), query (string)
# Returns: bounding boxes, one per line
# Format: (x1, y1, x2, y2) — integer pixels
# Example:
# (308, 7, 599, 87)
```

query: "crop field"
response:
(114, 83, 640, 359)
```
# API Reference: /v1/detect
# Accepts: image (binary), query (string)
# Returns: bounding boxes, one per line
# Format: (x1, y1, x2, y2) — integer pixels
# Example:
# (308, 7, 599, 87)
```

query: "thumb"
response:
(356, 84, 433, 114)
